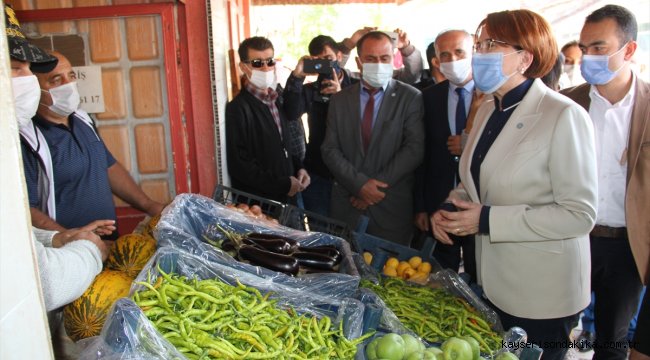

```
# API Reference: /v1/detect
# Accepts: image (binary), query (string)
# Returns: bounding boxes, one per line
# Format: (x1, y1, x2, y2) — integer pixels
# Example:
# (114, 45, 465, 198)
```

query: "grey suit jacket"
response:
(321, 79, 424, 244)
(562, 76, 650, 285)
(454, 79, 597, 318)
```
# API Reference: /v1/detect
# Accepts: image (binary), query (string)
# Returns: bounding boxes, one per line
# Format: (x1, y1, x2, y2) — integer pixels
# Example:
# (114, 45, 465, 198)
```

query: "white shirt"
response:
(589, 74, 636, 227)
(33, 228, 103, 311)
(448, 80, 475, 135)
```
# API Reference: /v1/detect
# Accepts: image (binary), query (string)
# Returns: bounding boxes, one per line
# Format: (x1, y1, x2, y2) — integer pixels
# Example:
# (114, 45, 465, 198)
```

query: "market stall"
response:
(64, 189, 542, 360)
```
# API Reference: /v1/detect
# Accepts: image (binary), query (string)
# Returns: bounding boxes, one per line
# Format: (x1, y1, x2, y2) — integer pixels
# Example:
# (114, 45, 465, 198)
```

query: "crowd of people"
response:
(225, 4, 649, 360)
(4, 2, 649, 360)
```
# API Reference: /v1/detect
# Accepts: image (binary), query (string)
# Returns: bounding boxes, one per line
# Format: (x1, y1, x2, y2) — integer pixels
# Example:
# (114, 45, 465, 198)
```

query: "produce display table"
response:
(73, 190, 542, 360)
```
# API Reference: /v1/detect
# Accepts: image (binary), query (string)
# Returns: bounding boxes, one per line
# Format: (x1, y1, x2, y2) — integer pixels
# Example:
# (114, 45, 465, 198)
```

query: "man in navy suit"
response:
(414, 29, 479, 281)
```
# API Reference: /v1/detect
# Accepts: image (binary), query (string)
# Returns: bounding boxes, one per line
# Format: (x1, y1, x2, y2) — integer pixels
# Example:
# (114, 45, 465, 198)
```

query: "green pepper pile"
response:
(133, 267, 370, 359)
(360, 277, 502, 355)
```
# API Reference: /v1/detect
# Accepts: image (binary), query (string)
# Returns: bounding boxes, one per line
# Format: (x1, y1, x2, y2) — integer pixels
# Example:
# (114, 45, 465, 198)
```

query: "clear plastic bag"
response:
(80, 246, 366, 359)
(156, 193, 359, 298)
(77, 298, 186, 360)
(355, 264, 517, 357)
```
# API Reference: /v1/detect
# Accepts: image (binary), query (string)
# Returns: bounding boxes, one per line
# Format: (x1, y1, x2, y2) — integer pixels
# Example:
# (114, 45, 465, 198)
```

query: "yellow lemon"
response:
(403, 267, 417, 280)
(417, 261, 432, 275)
(396, 261, 411, 277)
(409, 271, 429, 284)
(408, 256, 423, 269)
(363, 252, 373, 265)
(383, 266, 397, 277)
(385, 257, 399, 269)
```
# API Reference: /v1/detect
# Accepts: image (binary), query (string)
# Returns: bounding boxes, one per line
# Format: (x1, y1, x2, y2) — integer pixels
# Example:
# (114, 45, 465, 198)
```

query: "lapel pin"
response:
(516, 123, 523, 129)
(391, 92, 396, 97)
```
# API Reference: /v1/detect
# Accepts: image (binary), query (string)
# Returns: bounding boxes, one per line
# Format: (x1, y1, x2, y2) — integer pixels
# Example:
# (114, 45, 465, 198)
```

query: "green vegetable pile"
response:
(360, 277, 502, 355)
(133, 267, 370, 359)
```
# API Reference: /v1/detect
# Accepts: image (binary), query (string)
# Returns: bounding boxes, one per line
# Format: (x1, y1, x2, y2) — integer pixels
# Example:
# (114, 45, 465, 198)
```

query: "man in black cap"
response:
(5, 3, 58, 218)
(5, 1, 111, 315)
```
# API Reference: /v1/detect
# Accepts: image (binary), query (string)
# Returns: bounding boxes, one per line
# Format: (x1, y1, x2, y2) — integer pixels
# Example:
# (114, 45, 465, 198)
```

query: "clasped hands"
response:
(430, 198, 481, 245)
(288, 169, 311, 196)
(350, 178, 388, 210)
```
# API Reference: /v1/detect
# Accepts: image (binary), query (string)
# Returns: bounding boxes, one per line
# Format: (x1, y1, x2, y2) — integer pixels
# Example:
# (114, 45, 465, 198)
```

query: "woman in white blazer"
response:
(431, 10, 598, 360)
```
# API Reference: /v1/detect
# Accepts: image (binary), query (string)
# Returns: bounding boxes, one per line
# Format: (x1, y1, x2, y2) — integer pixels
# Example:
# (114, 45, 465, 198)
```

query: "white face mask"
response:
(12, 75, 41, 128)
(248, 69, 277, 90)
(439, 58, 472, 85)
(362, 63, 393, 89)
(43, 82, 80, 117)
(562, 64, 585, 87)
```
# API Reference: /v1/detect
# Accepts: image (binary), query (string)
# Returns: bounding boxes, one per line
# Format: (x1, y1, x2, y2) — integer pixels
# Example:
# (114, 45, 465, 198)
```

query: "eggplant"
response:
(247, 232, 298, 247)
(221, 240, 237, 253)
(297, 245, 342, 265)
(292, 251, 337, 271)
(243, 237, 295, 254)
(238, 245, 299, 276)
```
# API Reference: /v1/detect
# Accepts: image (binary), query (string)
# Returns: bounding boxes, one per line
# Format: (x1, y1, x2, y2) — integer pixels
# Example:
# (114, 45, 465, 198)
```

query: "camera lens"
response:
(315, 64, 322, 70)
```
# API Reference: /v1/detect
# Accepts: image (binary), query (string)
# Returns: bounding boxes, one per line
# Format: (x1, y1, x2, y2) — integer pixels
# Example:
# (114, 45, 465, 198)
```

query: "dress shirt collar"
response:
(360, 80, 388, 94)
(245, 81, 278, 104)
(449, 79, 475, 94)
(588, 71, 636, 108)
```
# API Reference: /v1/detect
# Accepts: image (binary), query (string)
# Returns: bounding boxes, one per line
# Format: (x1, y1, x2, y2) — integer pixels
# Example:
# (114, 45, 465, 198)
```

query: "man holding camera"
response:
(284, 28, 423, 216)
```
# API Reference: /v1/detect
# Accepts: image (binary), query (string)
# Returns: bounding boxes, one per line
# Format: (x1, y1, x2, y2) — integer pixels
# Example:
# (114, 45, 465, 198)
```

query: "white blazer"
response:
(453, 79, 598, 319)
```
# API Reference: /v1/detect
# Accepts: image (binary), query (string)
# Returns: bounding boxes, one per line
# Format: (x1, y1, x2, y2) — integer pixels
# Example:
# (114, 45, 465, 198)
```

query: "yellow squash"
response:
(106, 233, 157, 277)
(63, 270, 133, 341)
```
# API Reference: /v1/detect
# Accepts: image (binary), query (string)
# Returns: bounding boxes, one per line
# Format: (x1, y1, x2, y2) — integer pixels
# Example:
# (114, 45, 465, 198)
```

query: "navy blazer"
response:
(414, 80, 458, 214)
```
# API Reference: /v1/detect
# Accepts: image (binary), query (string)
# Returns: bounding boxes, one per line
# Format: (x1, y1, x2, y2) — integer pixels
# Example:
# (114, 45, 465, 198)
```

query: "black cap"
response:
(5, 4, 57, 73)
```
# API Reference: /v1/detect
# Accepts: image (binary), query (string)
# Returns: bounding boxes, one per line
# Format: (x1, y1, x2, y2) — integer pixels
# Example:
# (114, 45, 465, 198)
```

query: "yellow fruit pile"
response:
(382, 256, 432, 284)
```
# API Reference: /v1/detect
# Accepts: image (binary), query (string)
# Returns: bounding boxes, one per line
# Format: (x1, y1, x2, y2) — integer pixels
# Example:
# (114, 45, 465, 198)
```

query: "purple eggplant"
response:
(246, 233, 298, 247)
(297, 245, 342, 265)
(238, 245, 299, 276)
(243, 237, 296, 254)
(292, 251, 338, 271)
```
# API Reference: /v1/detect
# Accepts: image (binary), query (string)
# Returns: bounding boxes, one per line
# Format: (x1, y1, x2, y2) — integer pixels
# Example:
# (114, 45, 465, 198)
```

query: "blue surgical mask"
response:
(471, 51, 520, 94)
(580, 45, 627, 85)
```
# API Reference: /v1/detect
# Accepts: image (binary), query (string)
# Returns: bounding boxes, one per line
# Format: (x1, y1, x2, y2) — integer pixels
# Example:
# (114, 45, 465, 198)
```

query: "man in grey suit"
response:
(321, 31, 424, 245)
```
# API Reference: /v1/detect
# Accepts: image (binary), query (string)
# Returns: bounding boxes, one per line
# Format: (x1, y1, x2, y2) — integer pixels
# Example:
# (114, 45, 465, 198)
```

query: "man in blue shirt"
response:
(25, 51, 164, 236)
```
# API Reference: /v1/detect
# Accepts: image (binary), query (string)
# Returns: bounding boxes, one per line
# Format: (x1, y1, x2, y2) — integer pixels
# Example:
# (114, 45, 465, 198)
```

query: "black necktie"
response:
(455, 87, 467, 135)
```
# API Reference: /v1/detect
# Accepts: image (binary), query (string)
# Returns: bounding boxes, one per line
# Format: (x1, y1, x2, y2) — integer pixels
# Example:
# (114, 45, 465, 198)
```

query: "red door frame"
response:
(17, 4, 193, 232)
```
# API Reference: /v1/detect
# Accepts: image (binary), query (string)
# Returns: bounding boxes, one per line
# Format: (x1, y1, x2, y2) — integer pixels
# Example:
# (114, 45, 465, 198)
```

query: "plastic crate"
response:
(352, 216, 438, 272)
(212, 184, 290, 222)
(282, 205, 354, 241)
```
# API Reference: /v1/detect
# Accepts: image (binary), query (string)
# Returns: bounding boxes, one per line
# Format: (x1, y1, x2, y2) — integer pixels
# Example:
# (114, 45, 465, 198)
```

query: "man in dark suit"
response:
(226, 37, 310, 203)
(321, 31, 424, 245)
(414, 30, 478, 281)
(562, 5, 649, 359)
(414, 41, 447, 92)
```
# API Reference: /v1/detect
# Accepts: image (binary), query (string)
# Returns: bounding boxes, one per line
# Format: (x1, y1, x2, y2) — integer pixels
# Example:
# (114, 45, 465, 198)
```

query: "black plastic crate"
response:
(211, 184, 289, 223)
(282, 206, 354, 242)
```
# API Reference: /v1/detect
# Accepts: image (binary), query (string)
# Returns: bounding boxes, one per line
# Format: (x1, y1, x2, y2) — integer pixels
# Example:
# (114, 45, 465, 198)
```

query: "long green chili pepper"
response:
(361, 277, 502, 355)
(133, 265, 367, 359)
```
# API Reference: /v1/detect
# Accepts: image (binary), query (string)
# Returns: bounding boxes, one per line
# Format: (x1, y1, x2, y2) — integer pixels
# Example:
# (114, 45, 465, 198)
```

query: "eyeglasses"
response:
(473, 38, 522, 53)
(243, 58, 276, 68)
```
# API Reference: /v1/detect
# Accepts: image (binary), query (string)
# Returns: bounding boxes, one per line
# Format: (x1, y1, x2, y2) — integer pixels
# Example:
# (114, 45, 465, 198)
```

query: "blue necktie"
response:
(455, 87, 467, 135)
